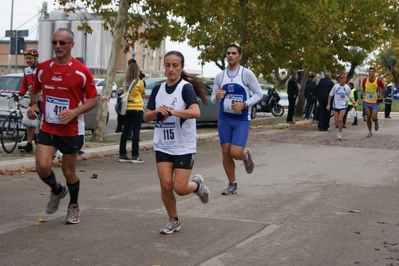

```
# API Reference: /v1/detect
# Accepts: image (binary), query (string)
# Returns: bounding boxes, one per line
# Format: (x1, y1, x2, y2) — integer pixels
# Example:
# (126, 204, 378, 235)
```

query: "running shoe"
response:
(65, 204, 81, 224)
(192, 174, 210, 203)
(54, 150, 63, 159)
(131, 156, 144, 164)
(18, 143, 33, 153)
(46, 184, 68, 214)
(222, 182, 238, 195)
(244, 148, 255, 174)
(118, 154, 131, 162)
(367, 132, 373, 138)
(160, 218, 181, 234)
(337, 133, 342, 140)
(375, 121, 379, 131)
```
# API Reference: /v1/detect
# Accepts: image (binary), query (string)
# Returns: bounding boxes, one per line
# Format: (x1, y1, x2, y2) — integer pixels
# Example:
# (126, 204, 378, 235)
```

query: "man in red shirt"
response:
(18, 48, 39, 153)
(27, 28, 98, 224)
(361, 67, 385, 137)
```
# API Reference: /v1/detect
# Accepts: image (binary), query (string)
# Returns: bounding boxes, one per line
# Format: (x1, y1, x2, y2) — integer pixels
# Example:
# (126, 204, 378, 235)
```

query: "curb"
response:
(0, 132, 221, 172)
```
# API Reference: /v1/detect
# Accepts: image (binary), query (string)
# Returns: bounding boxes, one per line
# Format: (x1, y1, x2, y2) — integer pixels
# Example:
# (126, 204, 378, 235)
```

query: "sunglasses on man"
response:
(51, 40, 71, 46)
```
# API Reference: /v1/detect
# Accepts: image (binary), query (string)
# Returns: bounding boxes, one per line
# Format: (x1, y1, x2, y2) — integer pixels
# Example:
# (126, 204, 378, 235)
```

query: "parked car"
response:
(94, 78, 118, 98)
(135, 77, 219, 123)
(0, 73, 107, 132)
(0, 73, 28, 121)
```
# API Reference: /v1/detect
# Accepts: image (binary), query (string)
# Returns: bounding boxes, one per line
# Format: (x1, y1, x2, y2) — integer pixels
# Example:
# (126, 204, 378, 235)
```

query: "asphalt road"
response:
(1, 113, 399, 266)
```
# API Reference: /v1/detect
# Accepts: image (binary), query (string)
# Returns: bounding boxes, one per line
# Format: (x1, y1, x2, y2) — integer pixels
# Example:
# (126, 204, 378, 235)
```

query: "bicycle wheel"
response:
(1, 114, 20, 153)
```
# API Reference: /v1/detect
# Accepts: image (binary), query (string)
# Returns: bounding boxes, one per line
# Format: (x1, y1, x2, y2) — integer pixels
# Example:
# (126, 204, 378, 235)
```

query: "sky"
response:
(0, 0, 221, 77)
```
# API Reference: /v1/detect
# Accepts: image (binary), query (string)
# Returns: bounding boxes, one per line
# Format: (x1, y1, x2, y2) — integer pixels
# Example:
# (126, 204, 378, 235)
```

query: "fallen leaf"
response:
(72, 258, 80, 262)
(40, 192, 46, 195)
(37, 218, 47, 223)
(31, 186, 35, 190)
(291, 226, 298, 229)
(348, 209, 362, 213)
(91, 174, 98, 179)
(33, 221, 41, 226)
(385, 246, 399, 252)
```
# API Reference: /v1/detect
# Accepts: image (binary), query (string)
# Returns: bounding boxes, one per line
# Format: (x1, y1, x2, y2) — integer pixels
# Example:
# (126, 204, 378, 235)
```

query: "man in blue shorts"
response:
(361, 67, 385, 137)
(327, 75, 357, 140)
(211, 43, 263, 195)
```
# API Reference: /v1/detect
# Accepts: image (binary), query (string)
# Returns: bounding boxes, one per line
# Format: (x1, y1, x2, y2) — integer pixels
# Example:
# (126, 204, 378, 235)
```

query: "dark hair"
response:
(369, 67, 375, 71)
(226, 43, 242, 54)
(164, 50, 208, 105)
(128, 58, 136, 65)
(125, 61, 140, 83)
(348, 82, 354, 88)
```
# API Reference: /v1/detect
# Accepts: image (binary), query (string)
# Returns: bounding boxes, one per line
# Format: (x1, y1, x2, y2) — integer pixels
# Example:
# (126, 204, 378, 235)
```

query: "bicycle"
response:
(0, 93, 38, 153)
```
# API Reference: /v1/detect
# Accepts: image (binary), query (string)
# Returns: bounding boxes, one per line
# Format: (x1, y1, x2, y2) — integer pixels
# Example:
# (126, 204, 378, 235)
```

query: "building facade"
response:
(0, 7, 166, 78)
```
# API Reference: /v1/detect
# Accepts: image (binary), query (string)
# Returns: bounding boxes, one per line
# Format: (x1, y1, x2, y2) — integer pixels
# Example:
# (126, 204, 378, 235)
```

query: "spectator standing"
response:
(116, 58, 146, 136)
(143, 50, 210, 234)
(118, 61, 145, 163)
(211, 43, 263, 196)
(286, 72, 299, 124)
(27, 28, 98, 224)
(317, 71, 335, 131)
(384, 83, 393, 118)
(18, 48, 40, 153)
(361, 67, 385, 137)
(304, 74, 317, 120)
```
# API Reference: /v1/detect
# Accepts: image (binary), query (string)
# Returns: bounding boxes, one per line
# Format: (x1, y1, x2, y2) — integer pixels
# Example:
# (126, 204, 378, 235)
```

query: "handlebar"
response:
(6, 93, 23, 102)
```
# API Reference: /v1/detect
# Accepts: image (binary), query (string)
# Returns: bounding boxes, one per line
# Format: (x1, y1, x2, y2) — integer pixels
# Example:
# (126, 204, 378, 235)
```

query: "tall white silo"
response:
(70, 20, 85, 59)
(67, 10, 86, 60)
(100, 29, 113, 71)
(38, 20, 54, 62)
(86, 20, 104, 71)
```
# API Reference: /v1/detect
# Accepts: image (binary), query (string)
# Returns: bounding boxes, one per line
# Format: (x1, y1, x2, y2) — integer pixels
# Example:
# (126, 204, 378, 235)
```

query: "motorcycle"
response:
(254, 88, 285, 117)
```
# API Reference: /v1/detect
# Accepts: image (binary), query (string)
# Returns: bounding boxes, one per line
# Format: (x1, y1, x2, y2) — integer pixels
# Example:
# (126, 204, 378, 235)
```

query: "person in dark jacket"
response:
(304, 74, 317, 120)
(286, 72, 299, 124)
(384, 83, 393, 118)
(317, 71, 335, 131)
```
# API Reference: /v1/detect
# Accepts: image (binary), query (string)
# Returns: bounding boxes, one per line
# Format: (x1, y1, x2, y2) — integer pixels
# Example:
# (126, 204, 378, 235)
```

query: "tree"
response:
(55, 0, 399, 137)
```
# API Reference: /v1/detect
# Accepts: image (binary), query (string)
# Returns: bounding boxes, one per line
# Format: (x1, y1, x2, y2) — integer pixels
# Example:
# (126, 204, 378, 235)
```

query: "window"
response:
(142, 55, 146, 69)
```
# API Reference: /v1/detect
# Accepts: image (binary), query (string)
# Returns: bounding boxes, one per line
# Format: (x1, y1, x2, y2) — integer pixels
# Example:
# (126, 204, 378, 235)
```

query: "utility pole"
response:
(7, 0, 14, 73)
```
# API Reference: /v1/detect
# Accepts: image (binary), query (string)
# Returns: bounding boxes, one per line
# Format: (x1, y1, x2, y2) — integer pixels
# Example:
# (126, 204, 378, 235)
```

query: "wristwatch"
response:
(244, 103, 249, 109)
(29, 101, 38, 107)
(168, 110, 173, 116)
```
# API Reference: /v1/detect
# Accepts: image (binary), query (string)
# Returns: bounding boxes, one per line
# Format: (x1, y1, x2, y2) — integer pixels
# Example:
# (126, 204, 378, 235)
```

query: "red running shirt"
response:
(33, 57, 97, 136)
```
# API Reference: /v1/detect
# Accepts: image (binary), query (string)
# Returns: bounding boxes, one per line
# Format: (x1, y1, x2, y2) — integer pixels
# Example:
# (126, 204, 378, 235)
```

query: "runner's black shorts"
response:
(37, 131, 84, 154)
(155, 151, 195, 169)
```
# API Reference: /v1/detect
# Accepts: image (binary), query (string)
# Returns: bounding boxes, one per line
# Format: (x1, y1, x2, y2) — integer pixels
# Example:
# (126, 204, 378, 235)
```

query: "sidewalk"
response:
(0, 119, 312, 172)
(1, 111, 395, 172)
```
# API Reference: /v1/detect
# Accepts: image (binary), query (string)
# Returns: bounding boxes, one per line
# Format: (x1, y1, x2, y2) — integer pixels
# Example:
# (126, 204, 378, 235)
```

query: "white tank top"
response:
(153, 79, 197, 155)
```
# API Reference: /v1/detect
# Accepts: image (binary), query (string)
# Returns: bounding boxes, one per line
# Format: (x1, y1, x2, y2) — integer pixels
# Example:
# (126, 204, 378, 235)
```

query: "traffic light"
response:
(10, 37, 26, 54)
